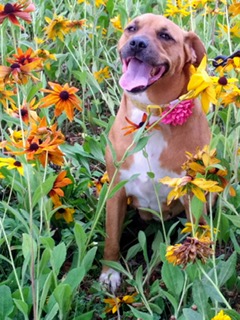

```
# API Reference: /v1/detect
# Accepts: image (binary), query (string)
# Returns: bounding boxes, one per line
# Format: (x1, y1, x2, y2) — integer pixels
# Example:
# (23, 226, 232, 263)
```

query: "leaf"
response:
(82, 247, 97, 273)
(32, 175, 56, 208)
(74, 311, 94, 320)
(182, 308, 203, 320)
(224, 310, 240, 320)
(13, 299, 28, 318)
(218, 252, 237, 287)
(128, 306, 154, 320)
(22, 233, 37, 262)
(223, 214, 240, 228)
(63, 267, 86, 291)
(138, 231, 149, 265)
(51, 242, 66, 275)
(0, 286, 14, 318)
(108, 174, 139, 199)
(192, 280, 208, 315)
(128, 136, 149, 156)
(39, 272, 53, 313)
(160, 289, 178, 313)
(74, 222, 87, 262)
(191, 195, 205, 223)
(100, 260, 133, 279)
(161, 262, 184, 298)
(53, 284, 72, 318)
(126, 243, 142, 261)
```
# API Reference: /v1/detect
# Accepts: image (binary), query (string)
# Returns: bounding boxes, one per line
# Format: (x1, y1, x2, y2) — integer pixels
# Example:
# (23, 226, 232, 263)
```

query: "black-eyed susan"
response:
(221, 87, 240, 108)
(6, 98, 39, 124)
(166, 237, 213, 268)
(49, 171, 72, 199)
(122, 113, 160, 136)
(110, 15, 123, 32)
(180, 56, 217, 113)
(0, 157, 24, 176)
(40, 82, 82, 121)
(44, 16, 78, 41)
(104, 293, 137, 314)
(211, 310, 231, 320)
(93, 66, 111, 84)
(0, 1, 35, 29)
(55, 207, 75, 224)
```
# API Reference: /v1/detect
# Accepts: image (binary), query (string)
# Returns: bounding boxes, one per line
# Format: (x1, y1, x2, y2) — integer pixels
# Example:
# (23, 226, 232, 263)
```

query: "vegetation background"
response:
(0, 0, 239, 319)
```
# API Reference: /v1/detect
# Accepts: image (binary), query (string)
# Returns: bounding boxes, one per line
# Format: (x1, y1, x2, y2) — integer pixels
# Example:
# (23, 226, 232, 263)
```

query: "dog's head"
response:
(118, 14, 205, 98)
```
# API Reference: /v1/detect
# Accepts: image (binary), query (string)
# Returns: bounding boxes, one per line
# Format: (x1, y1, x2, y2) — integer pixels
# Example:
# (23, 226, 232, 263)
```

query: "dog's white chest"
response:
(120, 127, 181, 212)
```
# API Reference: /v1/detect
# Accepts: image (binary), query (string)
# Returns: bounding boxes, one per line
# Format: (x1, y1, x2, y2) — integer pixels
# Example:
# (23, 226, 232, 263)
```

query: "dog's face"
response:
(118, 14, 205, 95)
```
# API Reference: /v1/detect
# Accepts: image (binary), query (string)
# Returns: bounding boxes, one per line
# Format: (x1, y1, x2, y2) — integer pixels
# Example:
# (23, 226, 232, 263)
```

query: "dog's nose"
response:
(129, 36, 148, 52)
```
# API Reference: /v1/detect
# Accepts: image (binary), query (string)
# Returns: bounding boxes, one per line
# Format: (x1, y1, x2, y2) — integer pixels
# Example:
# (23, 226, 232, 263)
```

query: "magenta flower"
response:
(161, 100, 194, 126)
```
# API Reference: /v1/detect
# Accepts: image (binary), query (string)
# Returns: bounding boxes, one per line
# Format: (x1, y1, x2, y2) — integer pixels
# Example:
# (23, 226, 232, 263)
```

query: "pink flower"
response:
(161, 100, 194, 126)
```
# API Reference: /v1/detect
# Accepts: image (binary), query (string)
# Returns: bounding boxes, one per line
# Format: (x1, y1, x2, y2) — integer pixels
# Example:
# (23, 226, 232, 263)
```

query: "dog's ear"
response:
(184, 31, 206, 67)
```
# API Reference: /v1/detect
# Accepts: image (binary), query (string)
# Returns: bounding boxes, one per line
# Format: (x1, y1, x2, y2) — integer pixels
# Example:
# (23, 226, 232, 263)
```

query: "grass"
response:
(0, 0, 239, 319)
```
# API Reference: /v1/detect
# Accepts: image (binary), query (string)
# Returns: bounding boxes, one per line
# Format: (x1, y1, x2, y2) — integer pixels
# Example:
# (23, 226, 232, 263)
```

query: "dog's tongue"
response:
(119, 58, 152, 91)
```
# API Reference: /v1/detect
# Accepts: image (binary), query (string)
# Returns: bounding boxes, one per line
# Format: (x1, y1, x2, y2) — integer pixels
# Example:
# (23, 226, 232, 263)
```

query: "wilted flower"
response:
(181, 222, 218, 238)
(166, 237, 213, 268)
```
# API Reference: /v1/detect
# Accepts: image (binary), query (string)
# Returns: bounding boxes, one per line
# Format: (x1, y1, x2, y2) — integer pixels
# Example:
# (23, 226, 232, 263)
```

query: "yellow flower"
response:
(218, 23, 240, 38)
(164, 0, 190, 17)
(110, 15, 123, 32)
(44, 16, 70, 41)
(104, 293, 137, 314)
(0, 157, 24, 176)
(95, 0, 107, 7)
(211, 76, 239, 99)
(166, 237, 213, 268)
(181, 222, 218, 238)
(0, 86, 15, 108)
(229, 0, 240, 17)
(55, 207, 75, 223)
(221, 87, 240, 108)
(211, 310, 231, 320)
(93, 66, 111, 83)
(181, 56, 217, 113)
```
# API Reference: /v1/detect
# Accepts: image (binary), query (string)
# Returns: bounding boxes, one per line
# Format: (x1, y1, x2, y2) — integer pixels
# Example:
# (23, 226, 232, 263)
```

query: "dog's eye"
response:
(126, 25, 136, 32)
(158, 32, 173, 41)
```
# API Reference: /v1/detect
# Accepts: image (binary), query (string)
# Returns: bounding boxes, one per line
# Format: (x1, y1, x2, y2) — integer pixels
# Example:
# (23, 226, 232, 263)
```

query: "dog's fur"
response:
(100, 13, 210, 291)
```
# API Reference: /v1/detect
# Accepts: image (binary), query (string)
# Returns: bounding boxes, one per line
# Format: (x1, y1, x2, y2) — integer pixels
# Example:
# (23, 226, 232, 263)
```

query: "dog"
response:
(100, 13, 210, 291)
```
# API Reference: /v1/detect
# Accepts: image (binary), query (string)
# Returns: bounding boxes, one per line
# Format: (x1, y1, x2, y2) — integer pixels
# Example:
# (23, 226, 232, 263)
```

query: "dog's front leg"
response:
(100, 188, 127, 291)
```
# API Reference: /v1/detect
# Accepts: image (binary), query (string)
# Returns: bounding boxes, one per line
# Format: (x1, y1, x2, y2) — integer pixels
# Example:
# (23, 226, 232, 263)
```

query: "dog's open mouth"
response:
(119, 57, 168, 93)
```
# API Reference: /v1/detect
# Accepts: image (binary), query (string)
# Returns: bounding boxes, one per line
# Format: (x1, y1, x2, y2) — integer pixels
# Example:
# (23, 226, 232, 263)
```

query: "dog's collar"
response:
(130, 98, 194, 126)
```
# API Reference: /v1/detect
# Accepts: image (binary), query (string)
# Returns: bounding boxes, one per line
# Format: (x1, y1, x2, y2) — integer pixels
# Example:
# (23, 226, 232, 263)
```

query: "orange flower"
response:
(6, 98, 39, 123)
(7, 47, 42, 68)
(49, 171, 72, 198)
(0, 1, 35, 29)
(122, 113, 159, 136)
(41, 82, 82, 121)
(0, 85, 16, 108)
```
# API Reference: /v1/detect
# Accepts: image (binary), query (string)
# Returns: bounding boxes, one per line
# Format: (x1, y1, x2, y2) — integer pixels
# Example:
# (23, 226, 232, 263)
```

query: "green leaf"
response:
(126, 243, 142, 261)
(108, 173, 139, 199)
(39, 272, 53, 313)
(128, 306, 154, 320)
(182, 308, 203, 320)
(192, 280, 208, 315)
(13, 299, 28, 318)
(100, 260, 133, 279)
(74, 222, 87, 262)
(22, 233, 37, 262)
(51, 242, 66, 275)
(53, 284, 72, 318)
(63, 267, 86, 291)
(128, 136, 149, 156)
(223, 214, 240, 227)
(82, 247, 97, 273)
(161, 262, 184, 298)
(224, 310, 240, 320)
(191, 195, 205, 224)
(138, 231, 149, 265)
(74, 311, 94, 320)
(32, 175, 56, 208)
(0, 286, 14, 318)
(218, 252, 237, 287)
(159, 289, 178, 313)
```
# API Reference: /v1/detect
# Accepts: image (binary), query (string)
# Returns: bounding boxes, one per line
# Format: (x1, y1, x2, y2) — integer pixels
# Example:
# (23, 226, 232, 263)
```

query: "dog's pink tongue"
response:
(119, 58, 152, 91)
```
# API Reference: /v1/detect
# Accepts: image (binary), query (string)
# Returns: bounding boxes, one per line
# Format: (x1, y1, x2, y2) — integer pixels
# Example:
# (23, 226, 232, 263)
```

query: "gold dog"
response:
(100, 13, 210, 291)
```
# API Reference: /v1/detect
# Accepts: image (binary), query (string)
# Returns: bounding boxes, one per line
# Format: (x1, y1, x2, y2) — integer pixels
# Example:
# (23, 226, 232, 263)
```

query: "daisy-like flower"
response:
(164, 1, 190, 17)
(0, 85, 16, 108)
(161, 100, 194, 126)
(93, 66, 111, 83)
(211, 310, 231, 320)
(181, 222, 218, 238)
(6, 98, 39, 123)
(166, 236, 213, 268)
(122, 113, 160, 136)
(95, 0, 107, 7)
(0, 157, 24, 176)
(229, 0, 240, 17)
(49, 171, 72, 199)
(180, 56, 217, 113)
(211, 76, 238, 99)
(40, 82, 82, 121)
(221, 87, 240, 108)
(8, 47, 42, 68)
(218, 23, 240, 38)
(0, 1, 35, 29)
(92, 171, 109, 195)
(55, 207, 75, 223)
(104, 293, 137, 314)
(65, 19, 85, 31)
(160, 175, 223, 204)
(110, 15, 123, 32)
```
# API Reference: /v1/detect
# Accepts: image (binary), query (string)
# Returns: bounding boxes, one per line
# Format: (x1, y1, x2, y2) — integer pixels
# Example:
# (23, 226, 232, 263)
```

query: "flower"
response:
(95, 0, 107, 7)
(164, 0, 190, 17)
(0, 157, 24, 176)
(6, 98, 39, 123)
(211, 76, 238, 100)
(166, 237, 213, 268)
(211, 310, 231, 320)
(122, 113, 160, 136)
(181, 56, 217, 113)
(92, 171, 109, 195)
(0, 1, 35, 29)
(40, 82, 82, 121)
(218, 23, 240, 38)
(229, 0, 240, 17)
(55, 207, 75, 223)
(161, 100, 194, 126)
(104, 293, 137, 314)
(221, 87, 240, 108)
(0, 85, 16, 108)
(181, 222, 218, 238)
(110, 15, 123, 32)
(49, 171, 72, 199)
(93, 66, 111, 83)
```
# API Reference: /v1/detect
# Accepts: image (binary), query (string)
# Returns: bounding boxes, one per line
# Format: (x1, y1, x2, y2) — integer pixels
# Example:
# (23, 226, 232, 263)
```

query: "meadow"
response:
(0, 0, 239, 319)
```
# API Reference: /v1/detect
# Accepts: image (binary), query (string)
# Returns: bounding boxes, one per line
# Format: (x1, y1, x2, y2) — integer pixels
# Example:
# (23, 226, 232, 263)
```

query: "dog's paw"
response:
(99, 268, 121, 292)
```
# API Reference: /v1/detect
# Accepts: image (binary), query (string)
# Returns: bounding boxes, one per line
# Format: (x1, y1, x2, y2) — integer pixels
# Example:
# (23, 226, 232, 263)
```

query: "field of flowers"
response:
(0, 0, 239, 319)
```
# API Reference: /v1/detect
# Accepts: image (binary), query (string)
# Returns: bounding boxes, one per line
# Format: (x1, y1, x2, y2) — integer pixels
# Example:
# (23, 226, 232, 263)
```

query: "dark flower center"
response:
(29, 143, 39, 151)
(138, 121, 145, 127)
(14, 161, 22, 167)
(11, 63, 20, 69)
(59, 90, 69, 101)
(4, 3, 15, 14)
(58, 208, 66, 214)
(218, 76, 228, 86)
(20, 109, 28, 117)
